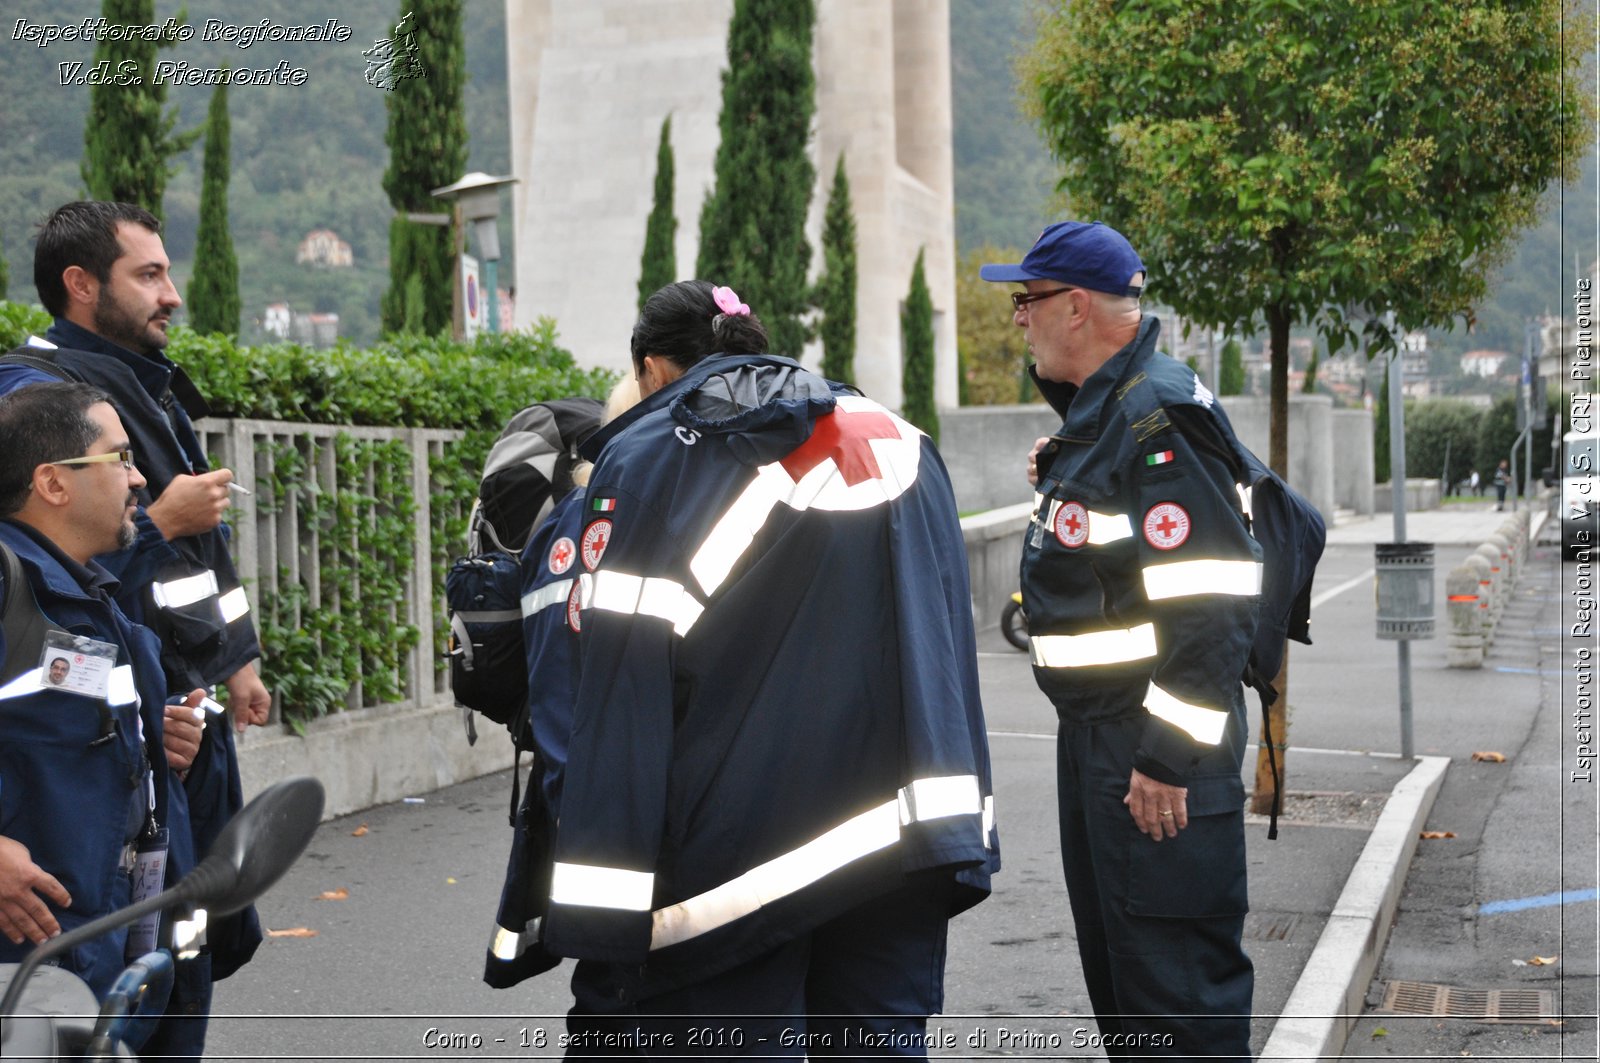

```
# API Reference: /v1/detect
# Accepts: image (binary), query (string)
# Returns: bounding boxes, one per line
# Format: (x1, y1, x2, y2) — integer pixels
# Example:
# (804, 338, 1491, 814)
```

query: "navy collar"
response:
(46, 318, 176, 397)
(1039, 315, 1162, 442)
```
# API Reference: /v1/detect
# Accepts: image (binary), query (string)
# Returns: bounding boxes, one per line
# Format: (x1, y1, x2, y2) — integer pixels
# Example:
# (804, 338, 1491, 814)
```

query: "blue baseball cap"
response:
(980, 221, 1145, 297)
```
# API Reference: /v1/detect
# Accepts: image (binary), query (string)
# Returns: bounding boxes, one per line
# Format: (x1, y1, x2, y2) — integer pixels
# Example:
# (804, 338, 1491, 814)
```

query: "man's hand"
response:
(1124, 769, 1189, 841)
(162, 689, 208, 772)
(224, 662, 271, 732)
(1026, 437, 1050, 487)
(146, 469, 235, 540)
(0, 836, 70, 945)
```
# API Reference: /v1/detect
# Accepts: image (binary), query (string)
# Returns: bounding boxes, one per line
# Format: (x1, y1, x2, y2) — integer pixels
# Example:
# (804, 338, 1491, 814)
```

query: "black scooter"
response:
(0, 777, 324, 1060)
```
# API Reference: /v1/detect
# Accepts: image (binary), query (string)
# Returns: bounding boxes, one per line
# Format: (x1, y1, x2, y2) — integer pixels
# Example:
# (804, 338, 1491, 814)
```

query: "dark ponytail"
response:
(631, 280, 769, 375)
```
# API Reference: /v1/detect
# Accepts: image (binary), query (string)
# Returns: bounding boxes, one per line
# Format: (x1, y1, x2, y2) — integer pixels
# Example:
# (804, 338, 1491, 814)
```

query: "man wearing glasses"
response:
(0, 383, 201, 1014)
(0, 201, 265, 1058)
(984, 222, 1260, 1060)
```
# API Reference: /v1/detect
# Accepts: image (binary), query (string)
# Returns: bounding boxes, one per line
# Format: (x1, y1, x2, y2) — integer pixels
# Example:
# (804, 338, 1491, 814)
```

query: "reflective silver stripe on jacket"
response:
(549, 863, 655, 911)
(577, 571, 703, 636)
(490, 917, 542, 961)
(1029, 623, 1157, 668)
(521, 579, 573, 617)
(218, 587, 250, 623)
(1144, 681, 1227, 745)
(151, 570, 219, 610)
(688, 396, 923, 597)
(649, 773, 983, 950)
(0, 663, 139, 705)
(1038, 499, 1133, 546)
(1142, 559, 1262, 601)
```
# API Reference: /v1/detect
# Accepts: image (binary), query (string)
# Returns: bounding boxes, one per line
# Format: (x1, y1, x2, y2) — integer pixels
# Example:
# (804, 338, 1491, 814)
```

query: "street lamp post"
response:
(430, 172, 518, 335)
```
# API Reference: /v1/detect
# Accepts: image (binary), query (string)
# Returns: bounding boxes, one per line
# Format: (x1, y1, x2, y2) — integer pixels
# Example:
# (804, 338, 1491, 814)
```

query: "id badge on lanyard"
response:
(125, 822, 169, 961)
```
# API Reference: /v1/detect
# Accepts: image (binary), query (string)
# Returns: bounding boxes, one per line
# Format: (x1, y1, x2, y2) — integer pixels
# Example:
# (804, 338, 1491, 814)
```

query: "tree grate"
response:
(1379, 981, 1557, 1023)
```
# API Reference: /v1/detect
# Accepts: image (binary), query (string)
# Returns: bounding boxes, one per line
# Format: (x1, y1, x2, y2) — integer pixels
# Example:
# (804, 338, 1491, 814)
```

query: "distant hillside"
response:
(0, 0, 510, 344)
(2, 1, 1588, 357)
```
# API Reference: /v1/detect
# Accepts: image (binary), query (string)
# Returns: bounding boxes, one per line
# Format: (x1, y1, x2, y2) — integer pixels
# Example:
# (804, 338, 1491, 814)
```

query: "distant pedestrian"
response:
(1494, 460, 1510, 510)
(1469, 469, 1481, 497)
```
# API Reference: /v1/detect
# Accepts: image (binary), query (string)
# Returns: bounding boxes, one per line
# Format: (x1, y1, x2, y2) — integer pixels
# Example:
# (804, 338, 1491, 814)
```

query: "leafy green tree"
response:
(1218, 338, 1245, 396)
(187, 83, 239, 337)
(1029, 0, 1589, 813)
(696, 0, 816, 358)
(380, 1, 468, 336)
(901, 249, 938, 444)
(815, 155, 857, 386)
(80, 0, 197, 219)
(1405, 400, 1484, 488)
(1476, 392, 1557, 492)
(956, 245, 1035, 405)
(638, 116, 678, 311)
(1027, 0, 1589, 475)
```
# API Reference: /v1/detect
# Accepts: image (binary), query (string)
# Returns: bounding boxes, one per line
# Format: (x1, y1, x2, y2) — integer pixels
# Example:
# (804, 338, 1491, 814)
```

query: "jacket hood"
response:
(673, 356, 836, 467)
(581, 354, 837, 467)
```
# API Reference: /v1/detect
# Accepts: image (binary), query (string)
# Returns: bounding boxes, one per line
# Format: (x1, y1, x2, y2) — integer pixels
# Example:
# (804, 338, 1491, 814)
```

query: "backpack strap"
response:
(0, 540, 56, 687)
(1, 347, 82, 382)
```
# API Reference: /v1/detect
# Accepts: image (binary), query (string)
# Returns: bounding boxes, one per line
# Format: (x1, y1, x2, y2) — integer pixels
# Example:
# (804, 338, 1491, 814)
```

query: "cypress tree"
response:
(815, 155, 857, 386)
(696, 0, 816, 358)
(901, 249, 938, 444)
(380, 1, 468, 336)
(0, 225, 8, 298)
(81, 0, 197, 219)
(1301, 350, 1320, 392)
(1218, 338, 1245, 395)
(638, 116, 677, 311)
(187, 83, 239, 337)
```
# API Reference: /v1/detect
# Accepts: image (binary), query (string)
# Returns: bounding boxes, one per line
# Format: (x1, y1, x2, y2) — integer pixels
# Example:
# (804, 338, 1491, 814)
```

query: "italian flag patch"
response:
(591, 497, 617, 512)
(1145, 450, 1175, 466)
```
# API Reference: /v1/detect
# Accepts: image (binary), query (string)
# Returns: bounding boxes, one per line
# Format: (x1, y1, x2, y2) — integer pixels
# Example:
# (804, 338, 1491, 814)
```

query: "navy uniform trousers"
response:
(1058, 718, 1253, 1061)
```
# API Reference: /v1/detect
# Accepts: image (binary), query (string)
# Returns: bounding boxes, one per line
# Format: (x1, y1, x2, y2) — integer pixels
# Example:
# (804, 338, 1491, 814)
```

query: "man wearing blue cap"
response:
(984, 222, 1260, 1059)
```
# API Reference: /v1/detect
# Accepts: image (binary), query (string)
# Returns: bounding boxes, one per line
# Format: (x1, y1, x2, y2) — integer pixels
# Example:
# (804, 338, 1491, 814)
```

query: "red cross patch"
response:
(779, 407, 900, 486)
(1143, 502, 1191, 550)
(1053, 501, 1089, 548)
(580, 520, 612, 571)
(566, 581, 583, 633)
(548, 536, 576, 575)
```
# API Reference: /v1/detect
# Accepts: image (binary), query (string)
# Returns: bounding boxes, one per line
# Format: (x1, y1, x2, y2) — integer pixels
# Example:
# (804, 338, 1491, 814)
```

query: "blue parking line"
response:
(1479, 888, 1599, 916)
(1489, 666, 1567, 676)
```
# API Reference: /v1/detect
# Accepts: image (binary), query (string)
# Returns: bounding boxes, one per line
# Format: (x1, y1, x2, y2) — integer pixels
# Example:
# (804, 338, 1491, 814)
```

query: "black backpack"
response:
(446, 398, 603, 743)
(1121, 363, 1326, 837)
(0, 540, 58, 687)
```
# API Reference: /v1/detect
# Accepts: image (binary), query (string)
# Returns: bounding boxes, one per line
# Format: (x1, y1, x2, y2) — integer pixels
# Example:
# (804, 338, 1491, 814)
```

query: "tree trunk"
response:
(1251, 301, 1294, 815)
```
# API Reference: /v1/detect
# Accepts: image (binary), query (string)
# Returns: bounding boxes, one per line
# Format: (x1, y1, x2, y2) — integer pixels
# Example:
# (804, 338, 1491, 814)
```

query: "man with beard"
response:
(0, 384, 205, 1016)
(0, 202, 267, 1058)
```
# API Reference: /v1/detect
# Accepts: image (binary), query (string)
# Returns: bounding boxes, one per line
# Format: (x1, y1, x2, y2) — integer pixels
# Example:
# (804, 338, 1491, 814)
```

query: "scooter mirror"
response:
(183, 776, 325, 916)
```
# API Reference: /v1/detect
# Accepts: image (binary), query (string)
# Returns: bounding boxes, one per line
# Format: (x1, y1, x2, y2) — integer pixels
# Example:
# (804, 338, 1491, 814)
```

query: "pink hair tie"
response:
(712, 286, 750, 317)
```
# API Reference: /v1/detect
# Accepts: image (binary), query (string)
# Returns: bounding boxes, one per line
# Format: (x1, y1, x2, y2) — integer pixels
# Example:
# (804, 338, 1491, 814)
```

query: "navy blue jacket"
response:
(0, 521, 191, 999)
(1023, 317, 1262, 786)
(542, 354, 998, 998)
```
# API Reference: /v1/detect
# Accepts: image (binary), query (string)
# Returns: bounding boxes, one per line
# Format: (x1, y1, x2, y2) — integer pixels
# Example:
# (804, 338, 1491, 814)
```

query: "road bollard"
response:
(1446, 564, 1484, 668)
(1486, 533, 1512, 630)
(1472, 544, 1500, 646)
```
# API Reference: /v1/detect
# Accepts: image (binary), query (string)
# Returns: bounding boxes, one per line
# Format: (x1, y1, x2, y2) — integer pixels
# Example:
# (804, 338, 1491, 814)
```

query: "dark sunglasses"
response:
(1010, 287, 1080, 311)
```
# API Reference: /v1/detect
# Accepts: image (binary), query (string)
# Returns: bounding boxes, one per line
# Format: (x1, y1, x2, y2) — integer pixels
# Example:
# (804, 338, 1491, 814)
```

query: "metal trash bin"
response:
(1375, 541, 1435, 640)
